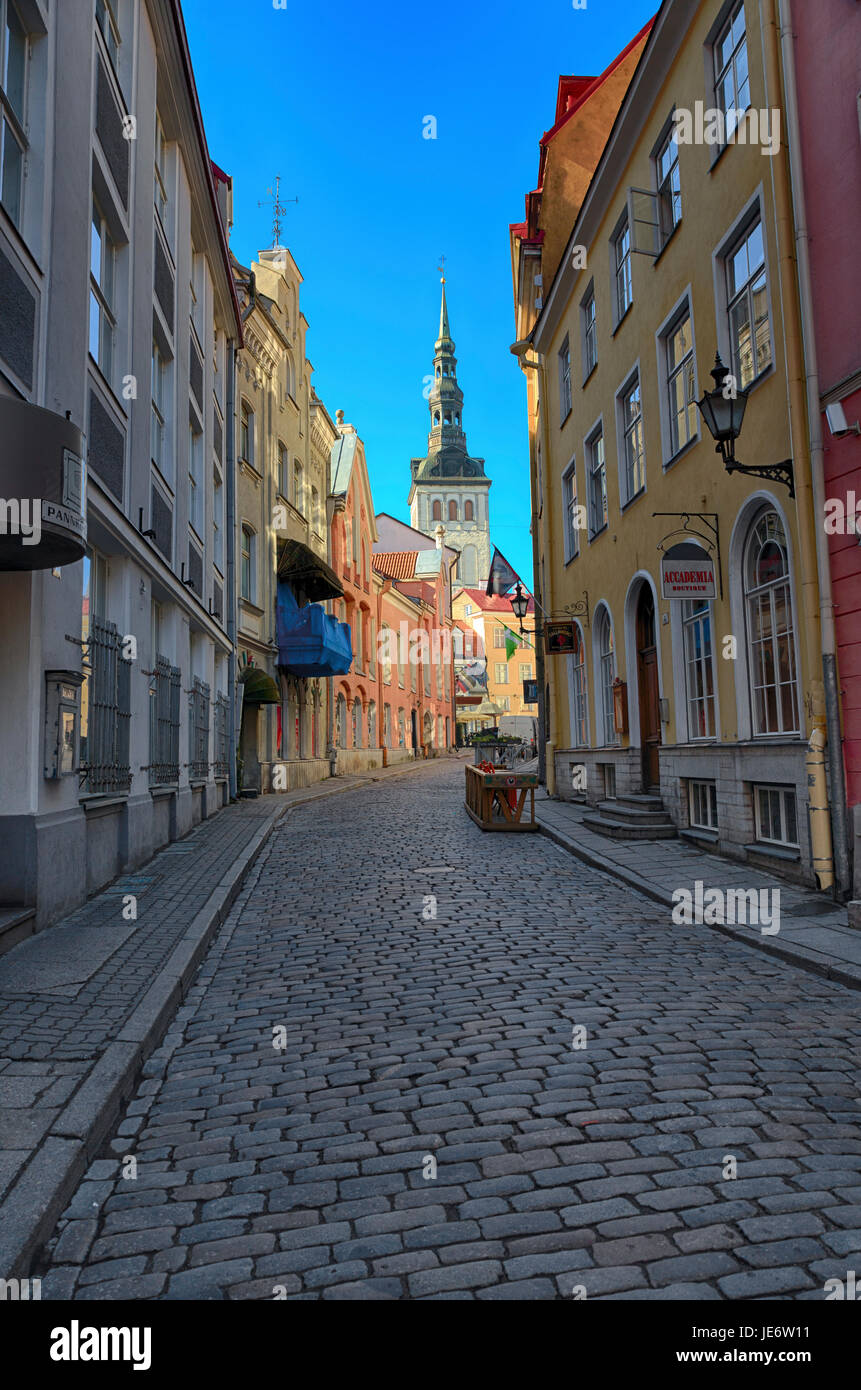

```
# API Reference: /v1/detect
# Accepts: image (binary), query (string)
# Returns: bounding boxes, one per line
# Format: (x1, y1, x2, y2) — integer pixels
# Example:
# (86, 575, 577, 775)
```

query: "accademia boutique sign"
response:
(660, 553, 716, 600)
(0, 397, 86, 570)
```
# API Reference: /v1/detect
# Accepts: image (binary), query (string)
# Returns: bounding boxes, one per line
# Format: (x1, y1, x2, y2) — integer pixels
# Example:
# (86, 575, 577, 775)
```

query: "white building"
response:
(0, 0, 242, 947)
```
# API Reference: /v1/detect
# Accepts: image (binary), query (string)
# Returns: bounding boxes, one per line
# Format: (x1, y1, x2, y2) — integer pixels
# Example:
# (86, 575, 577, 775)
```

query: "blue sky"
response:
(183, 0, 656, 584)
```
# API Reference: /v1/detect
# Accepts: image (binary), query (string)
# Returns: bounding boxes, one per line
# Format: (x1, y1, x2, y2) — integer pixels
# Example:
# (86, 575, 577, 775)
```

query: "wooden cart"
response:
(465, 764, 539, 832)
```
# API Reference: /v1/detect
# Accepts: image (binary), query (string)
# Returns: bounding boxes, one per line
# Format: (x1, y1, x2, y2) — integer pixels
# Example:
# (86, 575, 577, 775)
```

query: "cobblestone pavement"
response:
(36, 760, 861, 1300)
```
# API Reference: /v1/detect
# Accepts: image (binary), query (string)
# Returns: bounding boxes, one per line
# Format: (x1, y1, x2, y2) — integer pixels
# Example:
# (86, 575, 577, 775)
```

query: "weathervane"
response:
(258, 175, 298, 249)
(438, 254, 447, 285)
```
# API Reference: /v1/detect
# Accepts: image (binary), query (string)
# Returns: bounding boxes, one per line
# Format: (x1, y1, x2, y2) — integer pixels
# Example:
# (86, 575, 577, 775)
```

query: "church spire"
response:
(439, 282, 450, 342)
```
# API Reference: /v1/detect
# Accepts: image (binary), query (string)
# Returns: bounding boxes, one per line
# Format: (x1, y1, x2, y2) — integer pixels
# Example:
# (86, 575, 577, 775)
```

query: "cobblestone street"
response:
(36, 760, 861, 1301)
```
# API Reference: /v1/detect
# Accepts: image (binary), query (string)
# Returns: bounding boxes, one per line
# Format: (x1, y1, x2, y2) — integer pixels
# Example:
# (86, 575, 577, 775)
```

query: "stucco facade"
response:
(512, 0, 839, 891)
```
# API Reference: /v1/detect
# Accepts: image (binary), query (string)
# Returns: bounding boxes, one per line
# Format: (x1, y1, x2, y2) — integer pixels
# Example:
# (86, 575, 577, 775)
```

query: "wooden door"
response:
(636, 587, 661, 790)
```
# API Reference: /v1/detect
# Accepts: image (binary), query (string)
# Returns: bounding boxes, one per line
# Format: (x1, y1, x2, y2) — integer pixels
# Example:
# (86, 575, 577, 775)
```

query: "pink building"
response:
(790, 0, 861, 897)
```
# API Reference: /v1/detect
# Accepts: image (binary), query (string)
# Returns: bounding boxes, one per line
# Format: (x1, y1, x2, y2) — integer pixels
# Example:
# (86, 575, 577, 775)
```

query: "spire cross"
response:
(258, 174, 298, 249)
(438, 254, 447, 284)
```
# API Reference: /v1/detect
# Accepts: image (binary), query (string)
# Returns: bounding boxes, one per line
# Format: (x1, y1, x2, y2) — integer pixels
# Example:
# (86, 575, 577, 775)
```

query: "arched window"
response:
(444, 413, 452, 426)
(380, 625, 392, 684)
(423, 711, 433, 746)
(336, 693, 347, 748)
(352, 697, 362, 748)
(285, 353, 295, 400)
(595, 606, 618, 746)
(744, 510, 799, 734)
(568, 624, 588, 747)
(368, 701, 377, 747)
(397, 709, 406, 747)
(240, 525, 256, 601)
(464, 499, 474, 521)
(383, 704, 392, 748)
(682, 596, 716, 739)
(455, 413, 461, 426)
(448, 500, 458, 521)
(437, 714, 444, 747)
(293, 460, 303, 513)
(432, 500, 442, 521)
(433, 412, 440, 426)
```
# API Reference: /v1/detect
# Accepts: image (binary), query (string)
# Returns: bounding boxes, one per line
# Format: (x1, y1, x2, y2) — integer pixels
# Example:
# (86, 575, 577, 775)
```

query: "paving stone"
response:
(718, 1266, 815, 1298)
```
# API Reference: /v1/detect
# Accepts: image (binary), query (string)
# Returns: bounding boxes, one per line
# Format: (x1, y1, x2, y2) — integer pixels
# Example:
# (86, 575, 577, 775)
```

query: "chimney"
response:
(435, 523, 445, 550)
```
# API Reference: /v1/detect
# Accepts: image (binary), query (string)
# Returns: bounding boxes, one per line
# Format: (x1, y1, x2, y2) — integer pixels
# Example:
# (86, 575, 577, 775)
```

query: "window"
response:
(213, 473, 223, 570)
(398, 708, 406, 748)
(558, 337, 572, 422)
(240, 401, 253, 465)
(656, 127, 682, 239)
(188, 426, 203, 536)
(284, 352, 295, 400)
(368, 701, 377, 747)
(293, 459, 303, 513)
(190, 247, 204, 340)
(493, 628, 506, 649)
(754, 785, 798, 848)
(498, 697, 511, 712)
(563, 459, 579, 563)
(381, 626, 392, 684)
(683, 598, 716, 738)
(336, 693, 347, 748)
(614, 217, 633, 320)
(665, 309, 697, 457)
(596, 607, 618, 746)
(587, 428, 608, 537)
(519, 663, 531, 681)
(620, 375, 645, 503)
(582, 286, 597, 379)
(151, 341, 166, 473)
(494, 663, 508, 684)
(352, 698, 362, 748)
(432, 499, 442, 521)
(690, 780, 718, 831)
(714, 0, 750, 141)
(1, 0, 28, 228)
(96, 0, 120, 68)
(744, 510, 799, 735)
(352, 506, 359, 565)
(464, 604, 473, 616)
(384, 703, 392, 748)
(311, 486, 320, 533)
(89, 198, 116, 384)
(464, 499, 474, 521)
(277, 444, 289, 499)
(727, 219, 771, 388)
(448, 500, 458, 521)
(240, 525, 256, 602)
(154, 111, 169, 230)
(568, 626, 588, 747)
(80, 550, 132, 796)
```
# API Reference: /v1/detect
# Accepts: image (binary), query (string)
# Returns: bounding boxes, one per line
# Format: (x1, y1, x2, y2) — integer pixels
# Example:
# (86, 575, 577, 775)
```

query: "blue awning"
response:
(276, 582, 353, 677)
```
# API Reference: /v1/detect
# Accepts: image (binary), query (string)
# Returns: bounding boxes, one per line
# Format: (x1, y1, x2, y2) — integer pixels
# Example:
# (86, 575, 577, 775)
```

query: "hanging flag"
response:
(505, 632, 518, 662)
(485, 547, 522, 597)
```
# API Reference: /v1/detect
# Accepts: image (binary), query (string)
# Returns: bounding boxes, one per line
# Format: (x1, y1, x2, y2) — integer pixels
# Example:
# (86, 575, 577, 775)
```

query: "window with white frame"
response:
(656, 126, 682, 239)
(754, 784, 798, 848)
(151, 340, 167, 474)
(689, 780, 718, 831)
(239, 401, 253, 466)
(714, 0, 750, 141)
(744, 510, 799, 735)
(563, 458, 579, 562)
(558, 337, 572, 422)
(519, 663, 531, 681)
(96, 0, 120, 69)
(213, 471, 223, 570)
(568, 625, 588, 747)
(493, 628, 506, 649)
(582, 285, 597, 379)
(619, 374, 645, 503)
(682, 597, 716, 739)
(498, 697, 511, 712)
(664, 307, 697, 457)
(613, 216, 633, 321)
(89, 197, 116, 385)
(190, 246, 204, 340)
(596, 607, 618, 745)
(188, 425, 203, 537)
(277, 443, 289, 498)
(726, 218, 772, 389)
(240, 525, 256, 602)
(0, 0, 28, 229)
(154, 110, 169, 233)
(587, 428, 608, 537)
(494, 663, 508, 684)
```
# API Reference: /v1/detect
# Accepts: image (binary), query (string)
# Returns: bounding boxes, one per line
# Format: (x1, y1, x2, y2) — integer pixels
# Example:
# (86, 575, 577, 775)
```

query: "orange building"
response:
(328, 414, 455, 771)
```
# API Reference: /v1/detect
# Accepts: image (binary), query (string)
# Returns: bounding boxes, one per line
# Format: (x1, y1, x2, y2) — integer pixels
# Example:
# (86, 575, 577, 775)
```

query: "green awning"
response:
(240, 667, 281, 704)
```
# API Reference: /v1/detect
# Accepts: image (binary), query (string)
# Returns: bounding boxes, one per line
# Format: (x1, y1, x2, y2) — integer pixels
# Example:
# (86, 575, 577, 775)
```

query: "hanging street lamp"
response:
(510, 581, 529, 635)
(696, 353, 794, 497)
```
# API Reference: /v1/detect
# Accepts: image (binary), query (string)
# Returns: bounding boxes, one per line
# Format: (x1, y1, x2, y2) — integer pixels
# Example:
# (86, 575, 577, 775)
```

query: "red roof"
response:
(373, 552, 418, 580)
(456, 588, 536, 615)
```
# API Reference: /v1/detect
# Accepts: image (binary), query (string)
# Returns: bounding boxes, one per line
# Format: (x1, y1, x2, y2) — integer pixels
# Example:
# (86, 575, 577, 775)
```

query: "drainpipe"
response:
(775, 0, 848, 894)
(226, 345, 238, 800)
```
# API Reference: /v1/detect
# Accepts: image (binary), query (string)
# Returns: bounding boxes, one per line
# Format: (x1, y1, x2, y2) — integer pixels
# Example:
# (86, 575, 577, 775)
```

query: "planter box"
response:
(465, 765, 539, 832)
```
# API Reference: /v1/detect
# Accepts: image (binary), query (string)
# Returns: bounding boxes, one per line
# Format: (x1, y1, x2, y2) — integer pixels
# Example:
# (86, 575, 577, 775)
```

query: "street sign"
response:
(544, 621, 576, 654)
(660, 555, 716, 599)
(522, 678, 538, 704)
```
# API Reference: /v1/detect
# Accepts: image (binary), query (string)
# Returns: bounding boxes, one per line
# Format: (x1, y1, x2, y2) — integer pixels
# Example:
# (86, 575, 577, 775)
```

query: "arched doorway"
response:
(636, 585, 661, 789)
(410, 709, 418, 754)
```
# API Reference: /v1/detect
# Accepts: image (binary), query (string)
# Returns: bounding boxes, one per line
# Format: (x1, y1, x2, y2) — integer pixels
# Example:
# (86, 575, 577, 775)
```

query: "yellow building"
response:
(511, 0, 837, 890)
(453, 588, 538, 731)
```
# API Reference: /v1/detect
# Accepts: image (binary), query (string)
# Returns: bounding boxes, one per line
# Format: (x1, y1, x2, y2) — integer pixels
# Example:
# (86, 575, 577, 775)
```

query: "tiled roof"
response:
(456, 587, 536, 615)
(373, 552, 418, 580)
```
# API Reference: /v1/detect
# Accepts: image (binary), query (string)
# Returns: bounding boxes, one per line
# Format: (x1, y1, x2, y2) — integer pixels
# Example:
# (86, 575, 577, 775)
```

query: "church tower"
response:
(408, 279, 492, 588)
